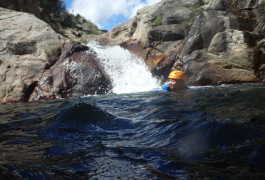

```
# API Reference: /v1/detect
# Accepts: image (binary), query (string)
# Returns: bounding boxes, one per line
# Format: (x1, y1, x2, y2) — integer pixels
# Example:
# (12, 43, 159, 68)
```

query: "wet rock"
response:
(0, 8, 111, 103)
(149, 41, 185, 83)
(29, 42, 112, 101)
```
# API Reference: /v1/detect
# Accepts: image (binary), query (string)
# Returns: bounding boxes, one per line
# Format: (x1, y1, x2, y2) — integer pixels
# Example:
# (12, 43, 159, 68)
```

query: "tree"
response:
(37, 0, 65, 18)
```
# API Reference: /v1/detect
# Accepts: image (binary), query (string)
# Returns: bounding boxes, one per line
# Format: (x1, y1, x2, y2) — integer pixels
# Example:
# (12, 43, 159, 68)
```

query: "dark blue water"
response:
(1, 83, 265, 180)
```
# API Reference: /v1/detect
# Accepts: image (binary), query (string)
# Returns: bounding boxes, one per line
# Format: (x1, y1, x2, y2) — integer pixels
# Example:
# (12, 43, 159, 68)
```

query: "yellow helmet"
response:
(168, 70, 184, 80)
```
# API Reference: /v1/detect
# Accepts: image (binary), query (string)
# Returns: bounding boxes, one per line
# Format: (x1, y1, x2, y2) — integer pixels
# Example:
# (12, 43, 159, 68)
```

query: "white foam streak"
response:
(87, 42, 160, 94)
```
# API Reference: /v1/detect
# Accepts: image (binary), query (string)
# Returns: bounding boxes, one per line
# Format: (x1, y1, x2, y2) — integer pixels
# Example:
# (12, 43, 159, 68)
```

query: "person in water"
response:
(162, 70, 188, 91)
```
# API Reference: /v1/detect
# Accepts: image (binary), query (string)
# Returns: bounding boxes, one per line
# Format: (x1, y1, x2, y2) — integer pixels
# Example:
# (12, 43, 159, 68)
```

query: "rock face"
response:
(29, 42, 112, 101)
(98, 0, 265, 85)
(0, 8, 111, 103)
(179, 0, 264, 85)
(0, 7, 65, 103)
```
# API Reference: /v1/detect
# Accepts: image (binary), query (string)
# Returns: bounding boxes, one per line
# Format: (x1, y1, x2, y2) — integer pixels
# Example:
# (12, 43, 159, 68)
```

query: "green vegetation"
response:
(129, 27, 136, 36)
(35, 0, 104, 35)
(181, 20, 190, 29)
(129, 21, 138, 36)
(159, 39, 164, 44)
(189, 2, 204, 16)
(60, 11, 79, 27)
(152, 15, 163, 26)
(37, 0, 65, 18)
(79, 38, 88, 44)
(82, 19, 105, 35)
(181, 20, 190, 38)
(262, 0, 265, 4)
(61, 13, 104, 35)
(36, 0, 64, 30)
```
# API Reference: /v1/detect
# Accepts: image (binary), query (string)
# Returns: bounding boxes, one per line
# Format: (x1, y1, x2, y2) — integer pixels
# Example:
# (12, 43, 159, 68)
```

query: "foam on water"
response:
(87, 41, 161, 94)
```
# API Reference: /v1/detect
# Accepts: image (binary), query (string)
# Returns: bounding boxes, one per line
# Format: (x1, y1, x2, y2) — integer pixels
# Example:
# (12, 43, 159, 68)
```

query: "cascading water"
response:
(87, 41, 161, 94)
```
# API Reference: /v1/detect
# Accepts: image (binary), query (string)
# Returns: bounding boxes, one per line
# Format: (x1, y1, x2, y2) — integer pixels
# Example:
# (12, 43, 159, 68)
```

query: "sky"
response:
(63, 0, 161, 31)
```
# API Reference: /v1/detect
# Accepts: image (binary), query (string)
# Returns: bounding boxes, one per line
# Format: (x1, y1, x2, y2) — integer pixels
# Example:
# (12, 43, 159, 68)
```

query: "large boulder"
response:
(0, 8, 112, 103)
(0, 7, 65, 103)
(29, 42, 112, 101)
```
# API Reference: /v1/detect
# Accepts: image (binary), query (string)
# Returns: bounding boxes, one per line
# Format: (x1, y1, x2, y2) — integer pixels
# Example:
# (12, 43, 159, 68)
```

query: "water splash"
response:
(87, 41, 160, 94)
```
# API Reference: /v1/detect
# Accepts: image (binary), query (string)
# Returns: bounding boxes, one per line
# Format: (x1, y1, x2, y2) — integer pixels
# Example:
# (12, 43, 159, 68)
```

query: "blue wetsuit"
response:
(161, 83, 188, 91)
(162, 84, 171, 91)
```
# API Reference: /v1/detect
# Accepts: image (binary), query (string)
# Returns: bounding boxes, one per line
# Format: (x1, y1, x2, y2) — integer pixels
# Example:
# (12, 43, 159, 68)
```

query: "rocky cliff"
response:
(98, 0, 265, 85)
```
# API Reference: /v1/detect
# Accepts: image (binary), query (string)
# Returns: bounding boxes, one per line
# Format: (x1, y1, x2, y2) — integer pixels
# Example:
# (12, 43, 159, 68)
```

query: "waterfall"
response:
(87, 42, 161, 94)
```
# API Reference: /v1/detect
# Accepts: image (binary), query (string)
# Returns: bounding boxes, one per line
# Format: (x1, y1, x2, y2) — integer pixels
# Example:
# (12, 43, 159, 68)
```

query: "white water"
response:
(86, 42, 161, 94)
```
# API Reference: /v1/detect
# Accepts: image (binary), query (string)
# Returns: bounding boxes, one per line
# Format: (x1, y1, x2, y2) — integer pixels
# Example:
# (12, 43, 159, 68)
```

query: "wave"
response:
(39, 102, 141, 140)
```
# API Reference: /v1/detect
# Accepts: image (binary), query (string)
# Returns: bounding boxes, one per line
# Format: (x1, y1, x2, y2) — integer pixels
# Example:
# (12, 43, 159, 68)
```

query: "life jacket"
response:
(162, 84, 171, 91)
